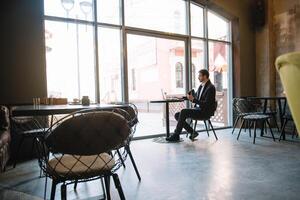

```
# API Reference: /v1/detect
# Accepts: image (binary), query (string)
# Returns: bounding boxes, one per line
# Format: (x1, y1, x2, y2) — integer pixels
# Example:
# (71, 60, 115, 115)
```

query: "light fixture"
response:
(80, 1, 93, 30)
(61, 0, 75, 29)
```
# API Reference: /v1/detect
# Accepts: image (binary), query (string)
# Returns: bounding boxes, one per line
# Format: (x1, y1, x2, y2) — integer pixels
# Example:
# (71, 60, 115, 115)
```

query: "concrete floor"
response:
(0, 128, 300, 200)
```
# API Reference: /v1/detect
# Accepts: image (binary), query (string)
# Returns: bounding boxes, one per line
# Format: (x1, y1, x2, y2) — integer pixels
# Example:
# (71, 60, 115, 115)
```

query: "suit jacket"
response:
(192, 80, 216, 117)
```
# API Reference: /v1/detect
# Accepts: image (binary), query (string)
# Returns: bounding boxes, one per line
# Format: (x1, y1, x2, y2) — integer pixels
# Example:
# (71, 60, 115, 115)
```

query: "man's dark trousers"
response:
(174, 108, 204, 134)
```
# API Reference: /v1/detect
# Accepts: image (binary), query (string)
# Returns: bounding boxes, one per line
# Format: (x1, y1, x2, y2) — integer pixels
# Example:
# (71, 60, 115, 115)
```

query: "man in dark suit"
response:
(166, 69, 216, 142)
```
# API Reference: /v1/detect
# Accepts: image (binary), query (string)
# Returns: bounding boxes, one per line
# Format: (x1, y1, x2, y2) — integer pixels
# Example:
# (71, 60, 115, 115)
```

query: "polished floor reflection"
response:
(1, 129, 300, 200)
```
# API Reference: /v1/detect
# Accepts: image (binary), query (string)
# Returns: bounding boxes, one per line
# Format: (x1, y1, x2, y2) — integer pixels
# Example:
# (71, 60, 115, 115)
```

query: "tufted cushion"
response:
(0, 106, 9, 131)
(46, 111, 130, 155)
(243, 114, 270, 120)
(47, 153, 114, 179)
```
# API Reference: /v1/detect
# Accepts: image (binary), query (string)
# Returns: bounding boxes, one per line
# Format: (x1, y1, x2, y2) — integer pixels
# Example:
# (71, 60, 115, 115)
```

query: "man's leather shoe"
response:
(189, 132, 199, 141)
(166, 134, 180, 142)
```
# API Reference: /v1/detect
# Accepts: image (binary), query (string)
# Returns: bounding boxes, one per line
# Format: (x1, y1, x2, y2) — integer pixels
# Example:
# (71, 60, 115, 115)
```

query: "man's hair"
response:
(199, 69, 209, 78)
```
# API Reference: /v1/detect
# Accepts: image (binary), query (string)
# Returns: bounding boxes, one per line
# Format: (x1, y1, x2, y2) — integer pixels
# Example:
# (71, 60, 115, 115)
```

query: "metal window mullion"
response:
(93, 0, 100, 103)
(207, 38, 231, 44)
(228, 21, 233, 126)
(96, 22, 122, 29)
(44, 15, 94, 25)
(125, 26, 189, 40)
(186, 0, 192, 109)
(121, 0, 128, 103)
(204, 6, 209, 70)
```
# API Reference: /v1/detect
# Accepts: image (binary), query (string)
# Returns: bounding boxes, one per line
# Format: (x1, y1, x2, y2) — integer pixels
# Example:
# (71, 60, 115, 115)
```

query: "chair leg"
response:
(248, 121, 252, 138)
(237, 119, 245, 140)
(117, 149, 126, 169)
(279, 118, 288, 141)
(13, 136, 25, 168)
(100, 178, 106, 199)
(204, 120, 210, 137)
(193, 120, 197, 134)
(104, 176, 111, 200)
(50, 180, 57, 200)
(272, 114, 280, 132)
(61, 184, 67, 200)
(74, 180, 78, 190)
(208, 120, 218, 140)
(292, 124, 296, 139)
(253, 121, 257, 144)
(260, 120, 266, 137)
(244, 120, 248, 132)
(126, 146, 141, 181)
(44, 176, 48, 200)
(232, 116, 240, 134)
(112, 174, 126, 200)
(266, 120, 276, 141)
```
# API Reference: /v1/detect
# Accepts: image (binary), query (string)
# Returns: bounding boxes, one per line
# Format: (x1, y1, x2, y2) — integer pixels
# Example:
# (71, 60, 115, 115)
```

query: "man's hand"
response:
(187, 94, 194, 102)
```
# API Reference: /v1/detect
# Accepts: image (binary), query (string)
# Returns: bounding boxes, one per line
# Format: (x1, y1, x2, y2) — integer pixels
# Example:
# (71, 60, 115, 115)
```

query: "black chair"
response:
(190, 101, 218, 141)
(279, 114, 297, 141)
(247, 98, 280, 132)
(237, 114, 275, 144)
(232, 98, 260, 134)
(111, 103, 141, 181)
(10, 115, 47, 168)
(36, 109, 131, 200)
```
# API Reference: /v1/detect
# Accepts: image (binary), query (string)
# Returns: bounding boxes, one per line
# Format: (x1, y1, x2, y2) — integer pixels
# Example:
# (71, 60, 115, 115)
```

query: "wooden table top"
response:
(150, 98, 185, 103)
(11, 104, 127, 117)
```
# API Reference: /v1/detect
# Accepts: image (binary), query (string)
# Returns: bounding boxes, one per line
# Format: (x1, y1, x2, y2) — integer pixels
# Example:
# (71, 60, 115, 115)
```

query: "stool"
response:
(237, 114, 275, 144)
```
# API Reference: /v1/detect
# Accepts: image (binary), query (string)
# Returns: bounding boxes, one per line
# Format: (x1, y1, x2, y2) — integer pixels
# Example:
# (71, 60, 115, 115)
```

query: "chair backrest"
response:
(113, 104, 138, 128)
(214, 101, 218, 112)
(45, 110, 130, 156)
(234, 98, 253, 114)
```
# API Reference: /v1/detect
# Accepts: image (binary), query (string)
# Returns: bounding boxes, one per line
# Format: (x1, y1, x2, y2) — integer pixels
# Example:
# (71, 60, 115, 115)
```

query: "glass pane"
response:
(191, 39, 205, 90)
(127, 34, 186, 137)
(45, 21, 96, 102)
(190, 3, 204, 37)
(97, 0, 120, 25)
(208, 11, 230, 41)
(44, 0, 94, 21)
(209, 41, 230, 126)
(98, 28, 122, 103)
(125, 0, 187, 34)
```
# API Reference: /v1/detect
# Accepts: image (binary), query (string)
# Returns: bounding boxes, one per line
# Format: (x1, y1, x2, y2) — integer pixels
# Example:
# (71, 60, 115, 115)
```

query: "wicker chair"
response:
(36, 109, 131, 200)
(111, 103, 141, 181)
(232, 98, 259, 134)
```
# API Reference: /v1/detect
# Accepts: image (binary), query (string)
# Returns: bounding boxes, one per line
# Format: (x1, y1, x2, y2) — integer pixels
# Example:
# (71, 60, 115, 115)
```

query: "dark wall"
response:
(0, 0, 47, 105)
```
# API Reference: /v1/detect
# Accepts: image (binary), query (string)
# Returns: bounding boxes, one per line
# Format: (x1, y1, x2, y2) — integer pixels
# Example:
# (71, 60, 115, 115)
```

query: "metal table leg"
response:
(165, 102, 170, 138)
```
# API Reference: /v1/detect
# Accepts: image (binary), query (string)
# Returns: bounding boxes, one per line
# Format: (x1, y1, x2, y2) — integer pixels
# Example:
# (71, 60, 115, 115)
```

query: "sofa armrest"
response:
(0, 106, 9, 131)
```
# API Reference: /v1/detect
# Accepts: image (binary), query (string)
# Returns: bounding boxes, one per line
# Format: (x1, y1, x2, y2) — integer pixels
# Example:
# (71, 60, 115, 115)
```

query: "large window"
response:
(44, 0, 232, 136)
(98, 27, 122, 103)
(125, 0, 187, 34)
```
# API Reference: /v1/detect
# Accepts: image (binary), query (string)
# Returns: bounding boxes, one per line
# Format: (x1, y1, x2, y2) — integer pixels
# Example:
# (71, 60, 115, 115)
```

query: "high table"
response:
(150, 98, 184, 142)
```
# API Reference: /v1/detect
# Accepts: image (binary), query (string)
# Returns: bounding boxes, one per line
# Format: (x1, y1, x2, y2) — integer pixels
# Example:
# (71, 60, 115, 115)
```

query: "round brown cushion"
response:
(46, 111, 130, 155)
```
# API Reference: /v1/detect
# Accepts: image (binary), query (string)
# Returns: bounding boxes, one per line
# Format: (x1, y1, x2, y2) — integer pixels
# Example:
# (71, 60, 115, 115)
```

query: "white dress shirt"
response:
(198, 80, 207, 100)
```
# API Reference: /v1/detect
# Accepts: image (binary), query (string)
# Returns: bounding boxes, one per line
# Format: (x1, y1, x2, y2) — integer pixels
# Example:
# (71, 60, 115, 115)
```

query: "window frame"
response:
(43, 0, 233, 125)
